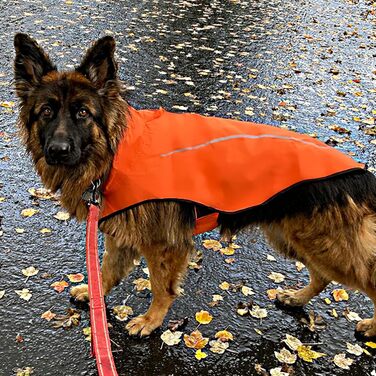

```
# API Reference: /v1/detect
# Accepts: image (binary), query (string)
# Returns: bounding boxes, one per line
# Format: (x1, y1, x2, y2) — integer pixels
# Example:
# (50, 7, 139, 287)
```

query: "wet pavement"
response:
(0, 0, 376, 375)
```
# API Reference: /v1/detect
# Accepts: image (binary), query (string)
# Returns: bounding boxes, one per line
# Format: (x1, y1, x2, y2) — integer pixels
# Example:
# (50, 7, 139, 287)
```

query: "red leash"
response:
(85, 180, 118, 376)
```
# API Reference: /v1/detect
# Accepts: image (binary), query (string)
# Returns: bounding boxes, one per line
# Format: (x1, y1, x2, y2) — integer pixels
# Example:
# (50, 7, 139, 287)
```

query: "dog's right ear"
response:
(14, 33, 56, 99)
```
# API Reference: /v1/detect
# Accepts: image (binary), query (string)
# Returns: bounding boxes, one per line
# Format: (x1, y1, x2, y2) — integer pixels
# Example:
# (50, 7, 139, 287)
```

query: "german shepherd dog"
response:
(14, 33, 376, 337)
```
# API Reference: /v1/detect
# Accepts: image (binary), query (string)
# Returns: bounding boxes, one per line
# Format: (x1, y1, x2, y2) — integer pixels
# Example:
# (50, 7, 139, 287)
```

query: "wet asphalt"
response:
(0, 0, 376, 375)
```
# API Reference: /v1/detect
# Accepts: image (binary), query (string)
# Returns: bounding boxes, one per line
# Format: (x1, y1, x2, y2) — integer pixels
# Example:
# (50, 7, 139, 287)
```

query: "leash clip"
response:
(82, 179, 101, 206)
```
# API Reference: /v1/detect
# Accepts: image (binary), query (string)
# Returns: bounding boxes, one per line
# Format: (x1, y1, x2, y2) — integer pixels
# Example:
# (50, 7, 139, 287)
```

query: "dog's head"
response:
(14, 34, 122, 167)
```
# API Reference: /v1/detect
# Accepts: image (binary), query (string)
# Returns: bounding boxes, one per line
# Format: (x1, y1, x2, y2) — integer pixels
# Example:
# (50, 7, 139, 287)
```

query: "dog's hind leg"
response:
(70, 235, 139, 302)
(126, 243, 192, 336)
(277, 265, 329, 307)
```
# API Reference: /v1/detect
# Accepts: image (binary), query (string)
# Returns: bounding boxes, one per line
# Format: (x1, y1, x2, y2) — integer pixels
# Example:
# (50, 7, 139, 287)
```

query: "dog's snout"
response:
(47, 140, 71, 160)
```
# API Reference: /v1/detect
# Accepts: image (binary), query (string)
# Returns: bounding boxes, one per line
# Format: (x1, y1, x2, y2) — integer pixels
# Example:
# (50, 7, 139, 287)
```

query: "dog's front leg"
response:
(356, 287, 376, 337)
(126, 244, 191, 336)
(70, 235, 139, 301)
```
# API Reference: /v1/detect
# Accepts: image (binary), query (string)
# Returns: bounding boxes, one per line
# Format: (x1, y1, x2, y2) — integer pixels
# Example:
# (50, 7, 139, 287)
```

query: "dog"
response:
(13, 33, 376, 338)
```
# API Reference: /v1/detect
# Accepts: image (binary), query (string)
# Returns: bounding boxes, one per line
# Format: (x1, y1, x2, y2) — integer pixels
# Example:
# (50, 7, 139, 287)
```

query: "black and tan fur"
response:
(14, 34, 376, 337)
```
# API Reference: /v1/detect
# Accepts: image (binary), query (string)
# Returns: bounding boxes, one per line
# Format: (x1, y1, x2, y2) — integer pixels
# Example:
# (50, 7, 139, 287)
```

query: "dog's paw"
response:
(70, 284, 89, 302)
(356, 318, 376, 337)
(276, 289, 307, 307)
(125, 314, 163, 337)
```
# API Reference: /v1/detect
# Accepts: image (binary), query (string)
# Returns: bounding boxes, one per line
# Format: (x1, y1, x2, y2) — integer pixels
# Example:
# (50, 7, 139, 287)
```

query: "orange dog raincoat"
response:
(100, 106, 364, 233)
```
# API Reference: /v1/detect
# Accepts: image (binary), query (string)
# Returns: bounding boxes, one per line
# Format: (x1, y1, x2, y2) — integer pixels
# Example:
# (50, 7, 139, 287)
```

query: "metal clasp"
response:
(82, 179, 101, 206)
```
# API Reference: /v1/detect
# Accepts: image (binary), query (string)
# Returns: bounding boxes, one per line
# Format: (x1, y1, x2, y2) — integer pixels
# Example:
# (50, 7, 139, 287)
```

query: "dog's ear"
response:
(76, 36, 118, 90)
(14, 33, 56, 99)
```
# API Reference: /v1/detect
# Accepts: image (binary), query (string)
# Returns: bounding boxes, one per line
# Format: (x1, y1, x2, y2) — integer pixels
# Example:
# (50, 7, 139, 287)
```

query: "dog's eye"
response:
(41, 106, 52, 117)
(77, 108, 89, 119)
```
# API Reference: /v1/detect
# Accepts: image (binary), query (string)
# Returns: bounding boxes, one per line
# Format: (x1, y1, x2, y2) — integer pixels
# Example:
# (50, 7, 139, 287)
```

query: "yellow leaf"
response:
(15, 228, 25, 234)
(21, 208, 38, 217)
(202, 239, 222, 251)
(212, 294, 223, 302)
(297, 345, 326, 362)
(215, 330, 233, 342)
(283, 334, 302, 351)
(332, 289, 349, 302)
(250, 305, 268, 319)
(195, 349, 207, 360)
(40, 228, 52, 234)
(324, 298, 331, 305)
(220, 247, 235, 256)
(365, 341, 376, 349)
(241, 286, 254, 296)
(267, 288, 282, 300)
(0, 101, 15, 108)
(195, 310, 213, 324)
(219, 281, 230, 290)
(209, 339, 229, 354)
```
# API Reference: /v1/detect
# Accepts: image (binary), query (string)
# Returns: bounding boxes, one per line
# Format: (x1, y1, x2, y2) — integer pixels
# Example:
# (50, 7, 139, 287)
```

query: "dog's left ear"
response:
(76, 36, 118, 90)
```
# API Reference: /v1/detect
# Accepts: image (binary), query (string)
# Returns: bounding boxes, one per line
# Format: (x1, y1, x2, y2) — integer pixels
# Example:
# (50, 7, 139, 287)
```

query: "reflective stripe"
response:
(160, 133, 329, 157)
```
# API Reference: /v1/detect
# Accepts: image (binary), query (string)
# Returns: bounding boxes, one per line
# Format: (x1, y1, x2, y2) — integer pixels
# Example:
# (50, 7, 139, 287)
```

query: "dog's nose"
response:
(48, 141, 71, 160)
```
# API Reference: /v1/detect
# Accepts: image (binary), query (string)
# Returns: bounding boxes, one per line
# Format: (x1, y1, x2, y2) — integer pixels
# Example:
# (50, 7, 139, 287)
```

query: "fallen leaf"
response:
(21, 208, 39, 217)
(267, 254, 276, 261)
(219, 281, 230, 290)
(283, 334, 302, 351)
(202, 239, 222, 251)
(220, 247, 235, 256)
(195, 349, 208, 360)
(209, 339, 229, 354)
(195, 310, 213, 324)
(297, 345, 326, 362)
(346, 343, 363, 356)
(66, 273, 84, 283)
(268, 272, 285, 283)
(50, 280, 69, 293)
(250, 305, 268, 319)
(22, 266, 39, 277)
(15, 367, 34, 376)
(267, 288, 282, 300)
(83, 326, 91, 341)
(15, 228, 25, 234)
(132, 278, 151, 291)
(332, 289, 349, 302)
(333, 353, 354, 370)
(41, 310, 56, 322)
(167, 317, 188, 332)
(113, 305, 133, 321)
(241, 286, 254, 296)
(212, 294, 223, 302)
(40, 228, 52, 234)
(365, 341, 376, 349)
(295, 261, 305, 271)
(53, 308, 81, 329)
(15, 288, 32, 301)
(275, 348, 297, 364)
(28, 187, 56, 200)
(215, 330, 233, 342)
(160, 329, 183, 346)
(269, 367, 289, 376)
(184, 330, 209, 349)
(343, 308, 362, 321)
(54, 211, 70, 221)
(0, 290, 5, 299)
